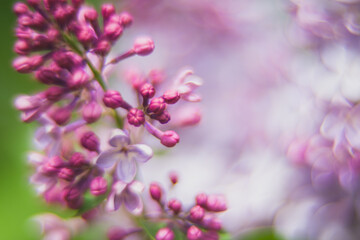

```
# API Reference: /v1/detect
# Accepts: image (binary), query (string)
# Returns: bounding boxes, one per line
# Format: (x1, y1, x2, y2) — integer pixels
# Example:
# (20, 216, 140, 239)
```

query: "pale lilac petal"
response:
(127, 144, 153, 163)
(181, 93, 202, 102)
(30, 173, 56, 194)
(112, 180, 127, 195)
(28, 152, 45, 166)
(106, 191, 123, 212)
(128, 181, 145, 194)
(320, 112, 345, 140)
(116, 157, 136, 183)
(108, 129, 130, 148)
(174, 69, 194, 85)
(96, 149, 120, 169)
(345, 125, 360, 150)
(123, 190, 143, 215)
(14, 95, 41, 111)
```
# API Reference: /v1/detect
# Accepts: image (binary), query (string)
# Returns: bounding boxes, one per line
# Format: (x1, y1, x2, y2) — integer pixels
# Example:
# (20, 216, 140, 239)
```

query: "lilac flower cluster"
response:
(12, 0, 226, 239)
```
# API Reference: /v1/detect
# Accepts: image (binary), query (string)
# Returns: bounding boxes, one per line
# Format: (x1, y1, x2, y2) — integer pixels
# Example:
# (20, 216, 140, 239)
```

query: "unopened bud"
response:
(147, 97, 166, 114)
(14, 39, 31, 55)
(149, 182, 162, 201)
(50, 107, 71, 125)
(94, 40, 111, 56)
(103, 90, 123, 109)
(62, 187, 83, 209)
(155, 227, 174, 240)
(169, 172, 178, 185)
(13, 2, 29, 16)
(44, 86, 65, 102)
(140, 83, 155, 98)
(190, 205, 205, 222)
(13, 55, 44, 73)
(107, 227, 127, 240)
(41, 156, 64, 175)
(160, 131, 179, 147)
(206, 195, 227, 212)
(168, 199, 182, 214)
(68, 69, 89, 89)
(90, 176, 107, 196)
(163, 90, 180, 104)
(58, 168, 76, 181)
(101, 4, 116, 21)
(119, 12, 133, 27)
(201, 214, 222, 231)
(187, 226, 202, 240)
(133, 37, 154, 56)
(84, 8, 98, 21)
(152, 111, 171, 124)
(77, 26, 97, 46)
(69, 152, 88, 168)
(104, 22, 123, 41)
(196, 193, 208, 208)
(127, 108, 145, 127)
(80, 131, 99, 152)
(35, 68, 59, 85)
(82, 102, 102, 123)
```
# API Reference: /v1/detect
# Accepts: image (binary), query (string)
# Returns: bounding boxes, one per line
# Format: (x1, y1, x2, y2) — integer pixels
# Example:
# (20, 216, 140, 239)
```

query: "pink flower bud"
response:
(187, 226, 202, 240)
(133, 37, 155, 56)
(13, 2, 29, 16)
(35, 68, 59, 85)
(49, 107, 71, 125)
(201, 215, 222, 231)
(196, 193, 208, 207)
(101, 4, 116, 20)
(41, 156, 64, 175)
(77, 25, 97, 46)
(18, 14, 32, 27)
(54, 5, 75, 25)
(152, 111, 171, 124)
(58, 168, 76, 181)
(45, 86, 65, 102)
(155, 227, 174, 240)
(206, 195, 227, 212)
(149, 182, 162, 201)
(103, 90, 123, 109)
(169, 172, 178, 184)
(119, 12, 133, 27)
(68, 69, 89, 89)
(14, 39, 31, 55)
(82, 102, 102, 123)
(69, 152, 88, 168)
(160, 131, 180, 147)
(31, 12, 47, 30)
(90, 176, 107, 196)
(174, 107, 201, 127)
(13, 55, 44, 73)
(80, 131, 99, 152)
(147, 97, 166, 114)
(53, 51, 82, 69)
(163, 90, 180, 104)
(140, 83, 156, 98)
(127, 108, 145, 127)
(104, 22, 123, 41)
(190, 205, 205, 222)
(94, 40, 111, 56)
(47, 28, 60, 42)
(84, 8, 98, 21)
(168, 199, 182, 214)
(62, 187, 83, 209)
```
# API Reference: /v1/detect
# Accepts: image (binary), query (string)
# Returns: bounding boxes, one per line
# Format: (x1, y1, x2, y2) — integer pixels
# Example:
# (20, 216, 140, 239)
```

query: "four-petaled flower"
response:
(96, 129, 153, 182)
(106, 180, 144, 215)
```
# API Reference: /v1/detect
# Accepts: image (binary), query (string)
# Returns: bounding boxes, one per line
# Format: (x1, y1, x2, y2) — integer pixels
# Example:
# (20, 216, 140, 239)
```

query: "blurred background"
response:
(4, 0, 360, 239)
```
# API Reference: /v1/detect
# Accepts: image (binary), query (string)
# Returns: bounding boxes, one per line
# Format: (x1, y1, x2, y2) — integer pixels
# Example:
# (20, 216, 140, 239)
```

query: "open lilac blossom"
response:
(106, 180, 144, 214)
(96, 129, 153, 182)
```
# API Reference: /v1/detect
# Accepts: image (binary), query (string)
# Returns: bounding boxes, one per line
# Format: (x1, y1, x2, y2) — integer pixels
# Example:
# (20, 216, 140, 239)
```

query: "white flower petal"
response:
(123, 190, 143, 215)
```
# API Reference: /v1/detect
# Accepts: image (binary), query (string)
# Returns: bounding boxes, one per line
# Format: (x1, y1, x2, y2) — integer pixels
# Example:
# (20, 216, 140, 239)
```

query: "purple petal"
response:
(116, 157, 136, 183)
(320, 112, 345, 140)
(181, 92, 202, 102)
(128, 144, 153, 163)
(109, 129, 130, 148)
(96, 149, 120, 169)
(123, 190, 143, 215)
